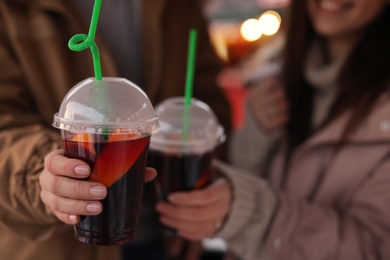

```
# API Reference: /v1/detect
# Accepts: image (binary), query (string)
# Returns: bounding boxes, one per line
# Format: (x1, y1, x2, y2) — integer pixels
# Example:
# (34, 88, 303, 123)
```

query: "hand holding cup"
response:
(48, 77, 159, 245)
(39, 149, 157, 225)
(156, 178, 232, 240)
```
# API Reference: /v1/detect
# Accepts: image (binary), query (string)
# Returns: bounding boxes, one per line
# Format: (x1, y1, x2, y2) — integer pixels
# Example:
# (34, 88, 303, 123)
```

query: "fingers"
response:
(145, 167, 157, 182)
(248, 78, 289, 131)
(40, 170, 107, 200)
(39, 150, 107, 221)
(160, 212, 221, 240)
(40, 188, 103, 216)
(161, 217, 218, 240)
(157, 203, 227, 240)
(40, 150, 156, 224)
(167, 178, 230, 206)
(156, 178, 232, 240)
(179, 229, 216, 241)
(52, 212, 80, 225)
(43, 150, 91, 179)
(157, 198, 229, 222)
(253, 99, 289, 131)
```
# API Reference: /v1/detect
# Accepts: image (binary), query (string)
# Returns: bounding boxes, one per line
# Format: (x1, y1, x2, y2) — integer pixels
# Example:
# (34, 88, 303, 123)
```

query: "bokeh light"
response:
(240, 18, 262, 42)
(258, 10, 281, 36)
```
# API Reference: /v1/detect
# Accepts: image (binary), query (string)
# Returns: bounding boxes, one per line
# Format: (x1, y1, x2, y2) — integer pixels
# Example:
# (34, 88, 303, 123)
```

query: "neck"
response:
(326, 33, 361, 62)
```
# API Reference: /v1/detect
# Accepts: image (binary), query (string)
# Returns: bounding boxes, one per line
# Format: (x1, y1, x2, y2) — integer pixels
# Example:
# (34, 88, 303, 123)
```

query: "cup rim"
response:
(149, 126, 225, 152)
(53, 113, 160, 134)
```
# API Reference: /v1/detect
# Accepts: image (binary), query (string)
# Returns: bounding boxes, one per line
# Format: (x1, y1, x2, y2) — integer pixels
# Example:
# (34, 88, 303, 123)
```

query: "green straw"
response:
(184, 29, 198, 106)
(68, 0, 108, 136)
(182, 29, 198, 142)
(68, 0, 103, 80)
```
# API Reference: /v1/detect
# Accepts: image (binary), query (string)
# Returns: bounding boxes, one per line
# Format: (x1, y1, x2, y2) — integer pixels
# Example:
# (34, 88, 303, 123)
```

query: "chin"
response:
(312, 22, 347, 38)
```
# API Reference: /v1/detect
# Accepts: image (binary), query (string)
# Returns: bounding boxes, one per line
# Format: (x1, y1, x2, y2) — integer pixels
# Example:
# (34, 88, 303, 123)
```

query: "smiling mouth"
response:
(317, 0, 353, 12)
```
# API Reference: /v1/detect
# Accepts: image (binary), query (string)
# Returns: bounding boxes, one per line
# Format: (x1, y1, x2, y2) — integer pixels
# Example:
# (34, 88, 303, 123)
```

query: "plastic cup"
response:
(147, 97, 225, 234)
(53, 77, 159, 245)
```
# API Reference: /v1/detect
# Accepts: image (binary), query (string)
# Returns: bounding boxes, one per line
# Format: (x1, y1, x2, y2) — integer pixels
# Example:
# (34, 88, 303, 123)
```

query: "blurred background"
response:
(137, 3, 290, 259)
(199, 0, 289, 130)
(198, 2, 289, 257)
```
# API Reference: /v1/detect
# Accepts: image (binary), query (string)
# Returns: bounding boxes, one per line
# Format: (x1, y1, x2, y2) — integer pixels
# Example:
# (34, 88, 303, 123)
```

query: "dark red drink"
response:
(147, 150, 212, 201)
(63, 132, 150, 245)
(148, 149, 212, 236)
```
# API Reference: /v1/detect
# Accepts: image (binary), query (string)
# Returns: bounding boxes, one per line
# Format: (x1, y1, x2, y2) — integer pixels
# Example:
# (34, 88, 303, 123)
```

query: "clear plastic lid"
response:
(150, 97, 225, 154)
(53, 77, 159, 134)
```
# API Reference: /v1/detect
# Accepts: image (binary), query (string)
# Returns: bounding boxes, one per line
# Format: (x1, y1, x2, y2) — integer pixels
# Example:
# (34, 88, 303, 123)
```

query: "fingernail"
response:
(86, 203, 102, 213)
(74, 165, 90, 176)
(68, 214, 78, 224)
(90, 186, 107, 197)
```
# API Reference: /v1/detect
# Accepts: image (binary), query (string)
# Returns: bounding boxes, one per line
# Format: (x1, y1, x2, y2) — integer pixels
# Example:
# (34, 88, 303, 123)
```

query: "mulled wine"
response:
(63, 133, 150, 245)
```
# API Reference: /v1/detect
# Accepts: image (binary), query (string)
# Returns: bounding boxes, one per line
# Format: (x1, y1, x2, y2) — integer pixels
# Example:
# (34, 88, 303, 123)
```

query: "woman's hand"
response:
(156, 178, 232, 241)
(39, 149, 157, 225)
(247, 78, 289, 132)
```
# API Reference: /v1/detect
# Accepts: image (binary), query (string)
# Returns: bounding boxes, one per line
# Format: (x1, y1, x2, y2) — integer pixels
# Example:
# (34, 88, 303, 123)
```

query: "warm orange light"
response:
(211, 30, 229, 62)
(240, 19, 262, 42)
(208, 23, 241, 62)
(258, 10, 281, 36)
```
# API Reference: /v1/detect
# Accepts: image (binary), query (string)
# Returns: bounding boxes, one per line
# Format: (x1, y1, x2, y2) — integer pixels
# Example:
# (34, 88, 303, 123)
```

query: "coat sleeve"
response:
(213, 160, 278, 260)
(265, 156, 390, 260)
(0, 15, 64, 242)
(214, 154, 390, 260)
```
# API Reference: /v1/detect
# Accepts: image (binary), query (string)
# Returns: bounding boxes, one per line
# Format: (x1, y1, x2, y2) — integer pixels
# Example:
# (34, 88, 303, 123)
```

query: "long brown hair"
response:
(282, 1, 390, 151)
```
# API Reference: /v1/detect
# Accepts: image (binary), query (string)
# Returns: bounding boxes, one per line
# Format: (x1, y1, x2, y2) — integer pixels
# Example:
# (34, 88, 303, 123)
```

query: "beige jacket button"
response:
(380, 120, 390, 132)
(273, 237, 282, 250)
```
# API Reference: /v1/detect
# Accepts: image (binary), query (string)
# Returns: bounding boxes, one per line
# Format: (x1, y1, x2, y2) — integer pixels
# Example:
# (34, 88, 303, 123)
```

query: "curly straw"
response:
(68, 0, 103, 80)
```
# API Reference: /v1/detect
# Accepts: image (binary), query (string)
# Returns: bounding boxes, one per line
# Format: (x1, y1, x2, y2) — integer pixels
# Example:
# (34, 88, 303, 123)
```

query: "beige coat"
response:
(217, 94, 390, 259)
(0, 0, 230, 259)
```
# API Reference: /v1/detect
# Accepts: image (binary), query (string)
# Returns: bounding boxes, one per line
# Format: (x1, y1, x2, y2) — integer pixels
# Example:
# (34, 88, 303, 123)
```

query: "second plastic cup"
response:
(53, 77, 159, 245)
(147, 97, 225, 234)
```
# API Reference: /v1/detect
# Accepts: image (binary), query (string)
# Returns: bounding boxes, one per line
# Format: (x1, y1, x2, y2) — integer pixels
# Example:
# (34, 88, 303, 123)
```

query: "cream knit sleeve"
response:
(212, 160, 278, 260)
